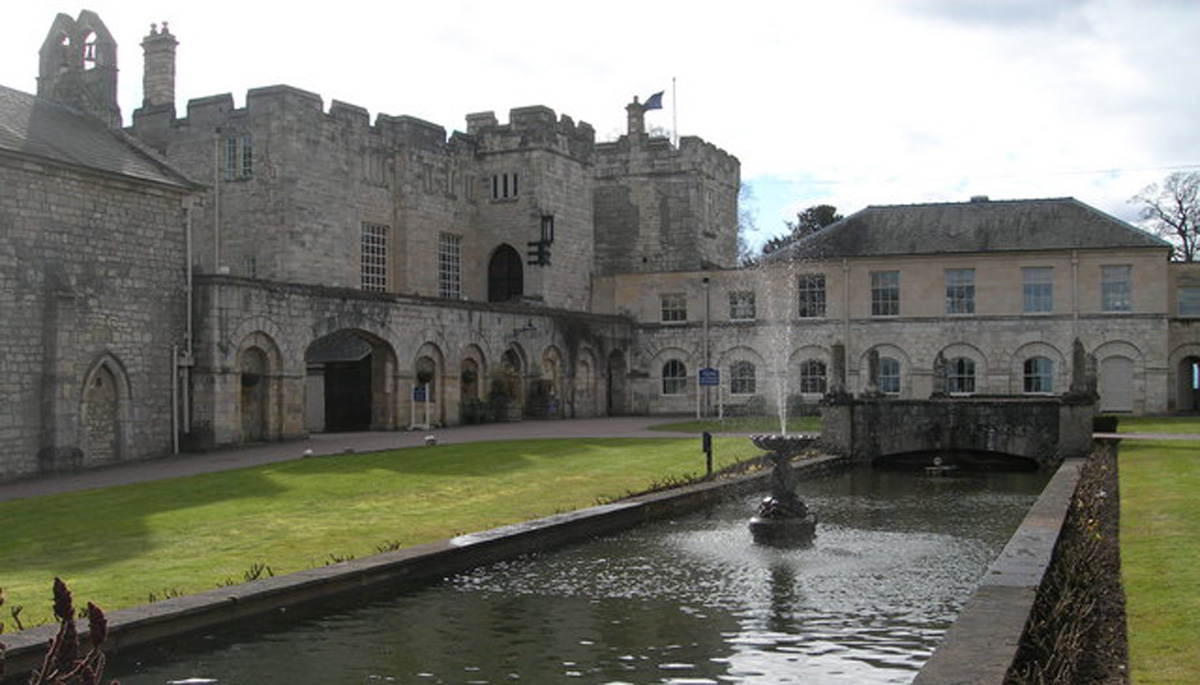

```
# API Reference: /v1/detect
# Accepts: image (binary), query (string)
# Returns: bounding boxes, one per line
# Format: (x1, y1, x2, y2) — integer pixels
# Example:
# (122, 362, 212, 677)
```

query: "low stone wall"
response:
(0, 454, 847, 680)
(912, 457, 1085, 683)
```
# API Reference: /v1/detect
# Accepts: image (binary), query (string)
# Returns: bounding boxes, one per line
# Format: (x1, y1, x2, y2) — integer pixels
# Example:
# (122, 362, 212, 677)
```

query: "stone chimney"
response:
(141, 21, 178, 112)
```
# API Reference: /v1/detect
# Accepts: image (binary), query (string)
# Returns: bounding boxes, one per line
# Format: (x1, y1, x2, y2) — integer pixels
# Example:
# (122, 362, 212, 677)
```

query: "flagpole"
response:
(672, 76, 678, 147)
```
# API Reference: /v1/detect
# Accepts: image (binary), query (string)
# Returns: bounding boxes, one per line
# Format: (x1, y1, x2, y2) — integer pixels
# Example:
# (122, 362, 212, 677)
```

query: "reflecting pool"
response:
(110, 467, 1049, 684)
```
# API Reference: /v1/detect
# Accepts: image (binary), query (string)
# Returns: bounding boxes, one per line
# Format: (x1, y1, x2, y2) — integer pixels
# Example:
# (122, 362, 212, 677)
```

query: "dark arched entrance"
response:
(488, 244, 524, 303)
(305, 330, 397, 432)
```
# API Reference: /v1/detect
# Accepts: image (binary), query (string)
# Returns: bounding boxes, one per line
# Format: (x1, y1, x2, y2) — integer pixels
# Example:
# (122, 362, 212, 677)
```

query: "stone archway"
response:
(240, 347, 269, 442)
(305, 330, 397, 432)
(487, 244, 524, 303)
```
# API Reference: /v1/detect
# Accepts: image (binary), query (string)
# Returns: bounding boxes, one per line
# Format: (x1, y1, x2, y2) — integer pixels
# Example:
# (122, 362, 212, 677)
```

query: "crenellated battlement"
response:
(594, 131, 739, 183)
(465, 106, 595, 159)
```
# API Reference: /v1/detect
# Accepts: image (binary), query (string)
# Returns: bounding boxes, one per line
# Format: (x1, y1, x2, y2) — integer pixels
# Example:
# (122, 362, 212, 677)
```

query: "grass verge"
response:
(1117, 417, 1200, 683)
(0, 436, 759, 630)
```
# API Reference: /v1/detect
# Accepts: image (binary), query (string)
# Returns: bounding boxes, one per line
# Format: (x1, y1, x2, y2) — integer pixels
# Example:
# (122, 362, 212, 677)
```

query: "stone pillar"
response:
(626, 98, 646, 136)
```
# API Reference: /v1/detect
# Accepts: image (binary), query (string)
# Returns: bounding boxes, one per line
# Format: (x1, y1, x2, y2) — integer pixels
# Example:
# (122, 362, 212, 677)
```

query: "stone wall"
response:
(187, 276, 633, 449)
(0, 154, 188, 480)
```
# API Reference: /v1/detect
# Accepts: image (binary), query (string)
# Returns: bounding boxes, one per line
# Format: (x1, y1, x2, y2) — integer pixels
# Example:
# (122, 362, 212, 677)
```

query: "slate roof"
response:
(0, 84, 195, 189)
(770, 197, 1170, 261)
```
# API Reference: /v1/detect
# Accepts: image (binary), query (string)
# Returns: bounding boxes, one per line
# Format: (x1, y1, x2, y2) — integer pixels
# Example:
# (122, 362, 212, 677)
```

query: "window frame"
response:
(1178, 286, 1200, 317)
(660, 293, 688, 323)
(797, 274, 826, 318)
(729, 360, 757, 395)
(878, 356, 901, 394)
(870, 270, 900, 317)
(1101, 265, 1132, 312)
(1023, 356, 1054, 394)
(798, 359, 827, 394)
(1022, 266, 1053, 314)
(360, 222, 389, 292)
(947, 356, 976, 394)
(728, 291, 756, 321)
(662, 360, 688, 395)
(945, 269, 976, 315)
(437, 232, 463, 300)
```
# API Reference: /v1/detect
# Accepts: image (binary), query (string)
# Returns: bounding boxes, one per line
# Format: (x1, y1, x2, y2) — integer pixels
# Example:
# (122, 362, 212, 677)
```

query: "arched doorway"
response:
(1178, 356, 1200, 411)
(240, 347, 269, 441)
(607, 350, 628, 415)
(82, 364, 119, 465)
(488, 244, 524, 303)
(305, 330, 397, 432)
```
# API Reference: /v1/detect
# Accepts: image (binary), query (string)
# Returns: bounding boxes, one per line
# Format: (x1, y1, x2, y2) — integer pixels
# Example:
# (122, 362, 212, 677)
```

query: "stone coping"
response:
(912, 457, 1084, 684)
(0, 454, 845, 680)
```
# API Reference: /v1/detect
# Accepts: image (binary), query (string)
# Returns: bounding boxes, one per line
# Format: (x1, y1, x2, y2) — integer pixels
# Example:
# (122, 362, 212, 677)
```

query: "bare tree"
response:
(1132, 171, 1200, 261)
(737, 183, 758, 266)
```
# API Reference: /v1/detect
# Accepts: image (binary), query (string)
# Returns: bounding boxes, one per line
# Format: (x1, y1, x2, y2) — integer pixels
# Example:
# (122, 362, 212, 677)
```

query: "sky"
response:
(3, 0, 1199, 250)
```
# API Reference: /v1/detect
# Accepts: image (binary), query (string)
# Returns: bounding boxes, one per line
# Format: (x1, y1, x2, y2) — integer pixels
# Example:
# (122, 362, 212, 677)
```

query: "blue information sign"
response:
(698, 367, 720, 387)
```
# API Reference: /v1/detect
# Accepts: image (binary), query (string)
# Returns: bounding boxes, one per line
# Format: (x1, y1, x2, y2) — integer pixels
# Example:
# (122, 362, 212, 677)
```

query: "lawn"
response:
(649, 415, 820, 434)
(0, 436, 760, 630)
(1116, 417, 1200, 683)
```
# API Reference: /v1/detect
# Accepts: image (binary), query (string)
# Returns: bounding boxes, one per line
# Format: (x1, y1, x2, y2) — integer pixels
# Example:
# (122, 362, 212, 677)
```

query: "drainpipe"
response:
(703, 276, 711, 419)
(213, 131, 221, 272)
(1071, 251, 1080, 337)
(171, 343, 179, 454)
(183, 196, 195, 433)
(842, 259, 851, 388)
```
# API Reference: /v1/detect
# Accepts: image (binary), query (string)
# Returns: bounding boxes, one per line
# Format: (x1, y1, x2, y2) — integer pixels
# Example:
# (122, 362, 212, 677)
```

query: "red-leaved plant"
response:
(0, 578, 117, 685)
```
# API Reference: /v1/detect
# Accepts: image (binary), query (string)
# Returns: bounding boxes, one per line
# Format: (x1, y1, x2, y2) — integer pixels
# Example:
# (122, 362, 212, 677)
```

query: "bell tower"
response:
(37, 11, 121, 128)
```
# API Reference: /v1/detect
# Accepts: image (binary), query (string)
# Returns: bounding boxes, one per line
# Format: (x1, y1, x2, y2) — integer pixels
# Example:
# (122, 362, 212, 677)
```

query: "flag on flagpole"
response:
(643, 91, 664, 111)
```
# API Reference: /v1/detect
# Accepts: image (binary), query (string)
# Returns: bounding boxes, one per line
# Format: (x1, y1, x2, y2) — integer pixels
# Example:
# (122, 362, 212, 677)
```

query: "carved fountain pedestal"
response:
(748, 435, 818, 546)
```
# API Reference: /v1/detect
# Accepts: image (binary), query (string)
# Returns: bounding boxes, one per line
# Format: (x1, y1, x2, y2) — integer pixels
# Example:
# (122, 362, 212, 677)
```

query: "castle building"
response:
(1, 11, 1196, 482)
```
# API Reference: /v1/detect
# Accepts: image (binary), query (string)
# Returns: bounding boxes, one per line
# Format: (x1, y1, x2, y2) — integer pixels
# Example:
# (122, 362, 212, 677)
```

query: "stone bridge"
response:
(820, 396, 1095, 469)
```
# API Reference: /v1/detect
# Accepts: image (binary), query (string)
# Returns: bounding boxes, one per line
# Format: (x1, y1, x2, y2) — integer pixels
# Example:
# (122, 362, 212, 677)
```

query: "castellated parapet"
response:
(593, 126, 741, 276)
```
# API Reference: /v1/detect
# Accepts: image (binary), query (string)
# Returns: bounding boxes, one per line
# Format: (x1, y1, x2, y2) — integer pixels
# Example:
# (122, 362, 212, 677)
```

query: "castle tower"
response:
(140, 22, 178, 112)
(37, 11, 121, 128)
(626, 97, 646, 136)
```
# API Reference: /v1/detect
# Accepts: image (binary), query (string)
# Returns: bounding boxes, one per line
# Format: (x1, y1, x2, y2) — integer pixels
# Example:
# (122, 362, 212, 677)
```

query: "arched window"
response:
(662, 360, 687, 395)
(948, 357, 976, 394)
(1024, 356, 1053, 393)
(799, 360, 827, 394)
(730, 361, 756, 395)
(487, 245, 524, 303)
(879, 357, 901, 394)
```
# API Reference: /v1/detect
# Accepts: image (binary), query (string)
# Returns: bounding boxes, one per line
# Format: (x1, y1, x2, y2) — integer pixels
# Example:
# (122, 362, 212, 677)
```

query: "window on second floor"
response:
(661, 294, 688, 323)
(797, 274, 826, 318)
(360, 222, 388, 292)
(871, 271, 900, 316)
(1022, 267, 1054, 313)
(490, 172, 519, 200)
(1101, 265, 1132, 312)
(438, 232, 462, 300)
(729, 291, 756, 320)
(1178, 286, 1200, 317)
(223, 135, 253, 181)
(945, 269, 975, 315)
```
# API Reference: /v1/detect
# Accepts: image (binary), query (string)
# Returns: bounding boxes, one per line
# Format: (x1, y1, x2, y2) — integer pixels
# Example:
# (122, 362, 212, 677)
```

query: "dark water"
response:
(110, 468, 1048, 684)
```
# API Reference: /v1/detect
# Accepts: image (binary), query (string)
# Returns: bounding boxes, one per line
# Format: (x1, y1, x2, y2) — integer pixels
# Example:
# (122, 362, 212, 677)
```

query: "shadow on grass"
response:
(0, 467, 287, 574)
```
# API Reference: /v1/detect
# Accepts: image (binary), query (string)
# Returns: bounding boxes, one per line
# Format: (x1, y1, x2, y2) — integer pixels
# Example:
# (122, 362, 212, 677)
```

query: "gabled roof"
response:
(770, 197, 1170, 261)
(0, 84, 196, 189)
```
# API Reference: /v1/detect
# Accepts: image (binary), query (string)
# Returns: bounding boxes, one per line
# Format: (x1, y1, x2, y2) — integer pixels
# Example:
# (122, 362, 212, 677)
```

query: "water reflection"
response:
(111, 468, 1048, 684)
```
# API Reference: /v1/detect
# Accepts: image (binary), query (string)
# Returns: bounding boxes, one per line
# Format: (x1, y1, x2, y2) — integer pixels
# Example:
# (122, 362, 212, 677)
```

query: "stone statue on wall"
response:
(931, 352, 948, 398)
(862, 348, 884, 398)
(1065, 337, 1099, 403)
(826, 342, 850, 402)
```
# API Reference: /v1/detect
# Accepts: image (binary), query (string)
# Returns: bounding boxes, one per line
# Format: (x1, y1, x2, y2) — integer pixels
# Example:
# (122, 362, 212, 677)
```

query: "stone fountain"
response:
(748, 434, 818, 545)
